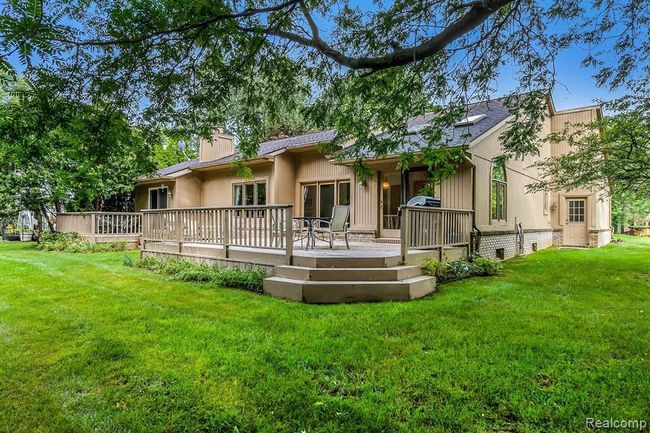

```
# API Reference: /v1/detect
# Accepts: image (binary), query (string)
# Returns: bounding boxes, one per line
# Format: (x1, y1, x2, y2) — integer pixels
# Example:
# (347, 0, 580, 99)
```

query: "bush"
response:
(423, 254, 503, 283)
(471, 255, 504, 276)
(133, 256, 267, 293)
(38, 232, 128, 253)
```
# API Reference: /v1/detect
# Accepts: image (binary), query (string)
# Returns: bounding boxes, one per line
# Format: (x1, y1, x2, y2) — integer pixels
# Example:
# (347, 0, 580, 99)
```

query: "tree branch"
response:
(251, 0, 515, 70)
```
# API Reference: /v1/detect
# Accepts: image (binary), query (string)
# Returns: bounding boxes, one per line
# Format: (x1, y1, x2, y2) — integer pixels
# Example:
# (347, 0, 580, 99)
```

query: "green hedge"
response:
(129, 256, 267, 293)
(38, 232, 128, 253)
(423, 254, 503, 283)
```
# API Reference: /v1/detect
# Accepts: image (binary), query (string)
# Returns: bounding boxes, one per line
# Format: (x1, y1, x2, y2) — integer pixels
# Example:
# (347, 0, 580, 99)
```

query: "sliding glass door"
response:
(301, 180, 351, 219)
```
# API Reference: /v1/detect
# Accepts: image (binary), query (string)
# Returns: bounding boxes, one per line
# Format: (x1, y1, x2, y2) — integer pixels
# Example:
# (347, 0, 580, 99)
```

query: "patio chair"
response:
(292, 217, 310, 249)
(313, 205, 350, 249)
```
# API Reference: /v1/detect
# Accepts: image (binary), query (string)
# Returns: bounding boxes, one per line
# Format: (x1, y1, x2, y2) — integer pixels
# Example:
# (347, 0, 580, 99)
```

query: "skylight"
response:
(454, 113, 487, 127)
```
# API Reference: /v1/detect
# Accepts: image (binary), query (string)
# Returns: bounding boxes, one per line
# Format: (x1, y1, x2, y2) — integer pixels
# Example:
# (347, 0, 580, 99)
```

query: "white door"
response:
(564, 198, 588, 246)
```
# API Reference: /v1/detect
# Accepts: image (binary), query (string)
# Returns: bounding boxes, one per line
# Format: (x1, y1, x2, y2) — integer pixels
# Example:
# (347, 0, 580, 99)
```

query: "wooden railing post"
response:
(400, 206, 409, 264)
(285, 205, 293, 264)
(223, 209, 230, 258)
(90, 213, 97, 242)
(175, 210, 183, 253)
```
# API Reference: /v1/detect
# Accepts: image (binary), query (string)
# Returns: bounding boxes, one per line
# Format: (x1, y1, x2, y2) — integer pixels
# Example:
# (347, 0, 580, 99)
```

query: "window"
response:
(568, 200, 585, 222)
(149, 187, 168, 209)
(338, 182, 351, 206)
(491, 160, 507, 221)
(232, 181, 267, 206)
(302, 180, 351, 218)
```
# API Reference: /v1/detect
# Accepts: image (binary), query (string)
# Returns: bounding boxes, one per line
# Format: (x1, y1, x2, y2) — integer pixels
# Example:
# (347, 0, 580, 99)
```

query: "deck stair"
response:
(263, 255, 436, 303)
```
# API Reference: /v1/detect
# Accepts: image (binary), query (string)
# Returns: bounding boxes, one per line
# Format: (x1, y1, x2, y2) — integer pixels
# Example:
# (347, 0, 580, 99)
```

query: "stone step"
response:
(263, 275, 435, 303)
(274, 264, 422, 281)
(291, 255, 402, 268)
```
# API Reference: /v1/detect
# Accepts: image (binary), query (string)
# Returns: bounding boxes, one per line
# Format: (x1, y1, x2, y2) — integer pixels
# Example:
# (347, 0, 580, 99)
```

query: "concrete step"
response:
(263, 275, 435, 303)
(291, 255, 401, 268)
(274, 264, 422, 281)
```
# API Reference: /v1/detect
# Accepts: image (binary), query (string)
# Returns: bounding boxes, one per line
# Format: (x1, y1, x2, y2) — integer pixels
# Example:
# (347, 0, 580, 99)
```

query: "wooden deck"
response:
(60, 205, 473, 303)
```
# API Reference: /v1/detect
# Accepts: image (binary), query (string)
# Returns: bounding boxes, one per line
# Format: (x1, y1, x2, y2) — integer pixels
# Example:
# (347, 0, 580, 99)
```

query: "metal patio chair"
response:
(313, 205, 350, 249)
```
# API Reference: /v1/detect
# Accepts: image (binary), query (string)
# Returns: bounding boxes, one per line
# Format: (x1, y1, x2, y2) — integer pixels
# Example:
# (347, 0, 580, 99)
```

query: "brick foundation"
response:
(476, 229, 553, 260)
(589, 229, 612, 247)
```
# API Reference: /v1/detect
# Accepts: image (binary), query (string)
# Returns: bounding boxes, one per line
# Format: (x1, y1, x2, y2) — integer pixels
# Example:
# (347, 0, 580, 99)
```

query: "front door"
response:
(564, 198, 588, 246)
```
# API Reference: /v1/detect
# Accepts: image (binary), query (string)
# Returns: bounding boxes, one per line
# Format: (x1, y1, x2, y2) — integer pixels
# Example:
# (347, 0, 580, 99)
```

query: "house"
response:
(135, 95, 611, 260)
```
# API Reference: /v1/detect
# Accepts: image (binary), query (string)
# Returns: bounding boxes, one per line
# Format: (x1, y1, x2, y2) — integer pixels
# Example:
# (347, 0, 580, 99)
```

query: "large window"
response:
(491, 161, 507, 221)
(233, 182, 267, 206)
(302, 180, 351, 218)
(149, 187, 168, 210)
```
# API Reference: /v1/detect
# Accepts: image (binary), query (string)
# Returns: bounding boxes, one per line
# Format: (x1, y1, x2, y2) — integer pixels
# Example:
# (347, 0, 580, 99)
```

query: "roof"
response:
(156, 158, 199, 177)
(147, 97, 513, 179)
(191, 129, 337, 169)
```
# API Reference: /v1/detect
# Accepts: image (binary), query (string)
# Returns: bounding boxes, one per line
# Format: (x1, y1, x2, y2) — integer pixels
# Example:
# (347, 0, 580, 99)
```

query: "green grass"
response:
(0, 238, 648, 433)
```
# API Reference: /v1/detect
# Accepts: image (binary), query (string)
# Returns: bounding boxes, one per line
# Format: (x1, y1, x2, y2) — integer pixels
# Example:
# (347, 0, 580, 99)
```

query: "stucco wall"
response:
(201, 164, 273, 207)
(135, 181, 177, 211)
(470, 114, 553, 232)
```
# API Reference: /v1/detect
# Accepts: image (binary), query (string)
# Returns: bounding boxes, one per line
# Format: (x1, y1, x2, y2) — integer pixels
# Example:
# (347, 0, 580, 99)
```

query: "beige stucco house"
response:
(135, 95, 611, 260)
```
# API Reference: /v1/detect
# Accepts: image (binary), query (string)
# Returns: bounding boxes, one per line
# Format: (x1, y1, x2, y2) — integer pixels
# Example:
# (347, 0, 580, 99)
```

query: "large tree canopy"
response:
(0, 79, 155, 228)
(0, 0, 648, 178)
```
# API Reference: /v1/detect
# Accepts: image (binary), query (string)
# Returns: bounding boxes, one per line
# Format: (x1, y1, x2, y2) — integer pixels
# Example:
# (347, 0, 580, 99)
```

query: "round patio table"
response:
(292, 216, 330, 249)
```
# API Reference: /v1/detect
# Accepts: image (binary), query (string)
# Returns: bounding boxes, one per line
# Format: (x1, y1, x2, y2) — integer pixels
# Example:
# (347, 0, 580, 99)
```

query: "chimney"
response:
(199, 127, 235, 162)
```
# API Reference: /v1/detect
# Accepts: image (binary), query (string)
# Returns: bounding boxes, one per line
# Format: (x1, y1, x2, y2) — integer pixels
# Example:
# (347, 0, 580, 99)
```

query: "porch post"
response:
(285, 206, 293, 265)
(400, 170, 409, 205)
(400, 206, 409, 264)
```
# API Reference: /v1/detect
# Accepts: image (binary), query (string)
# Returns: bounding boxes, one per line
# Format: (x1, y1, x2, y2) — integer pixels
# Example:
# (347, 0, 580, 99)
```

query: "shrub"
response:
(423, 254, 503, 283)
(471, 255, 504, 276)
(133, 256, 266, 293)
(38, 232, 128, 253)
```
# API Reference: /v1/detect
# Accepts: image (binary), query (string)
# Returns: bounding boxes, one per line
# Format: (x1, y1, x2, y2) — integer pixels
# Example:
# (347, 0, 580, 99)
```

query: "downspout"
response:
(470, 162, 480, 255)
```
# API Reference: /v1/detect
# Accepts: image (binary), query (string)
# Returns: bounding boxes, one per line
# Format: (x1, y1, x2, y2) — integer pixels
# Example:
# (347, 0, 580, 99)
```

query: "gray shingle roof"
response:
(152, 98, 512, 177)
(381, 99, 511, 155)
(156, 158, 199, 177)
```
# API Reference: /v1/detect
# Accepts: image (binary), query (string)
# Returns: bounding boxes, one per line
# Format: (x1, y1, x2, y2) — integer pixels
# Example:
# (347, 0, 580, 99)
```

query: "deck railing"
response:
(400, 206, 474, 262)
(57, 212, 142, 238)
(142, 205, 293, 263)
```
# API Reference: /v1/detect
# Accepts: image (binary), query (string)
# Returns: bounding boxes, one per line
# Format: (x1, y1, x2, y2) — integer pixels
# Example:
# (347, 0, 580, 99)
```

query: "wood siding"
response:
(295, 151, 353, 182)
(551, 107, 599, 157)
(439, 161, 473, 210)
(199, 129, 235, 162)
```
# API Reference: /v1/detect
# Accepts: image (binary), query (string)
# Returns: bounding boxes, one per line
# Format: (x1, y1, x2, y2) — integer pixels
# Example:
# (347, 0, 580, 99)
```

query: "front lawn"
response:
(0, 238, 648, 432)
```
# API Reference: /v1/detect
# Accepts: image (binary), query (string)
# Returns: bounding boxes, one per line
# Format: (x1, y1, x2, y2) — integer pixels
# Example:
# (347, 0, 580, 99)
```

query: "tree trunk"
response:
(40, 204, 55, 232)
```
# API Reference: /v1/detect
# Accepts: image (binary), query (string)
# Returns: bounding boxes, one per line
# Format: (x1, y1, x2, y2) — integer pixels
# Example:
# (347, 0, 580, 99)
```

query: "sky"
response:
(6, 1, 624, 112)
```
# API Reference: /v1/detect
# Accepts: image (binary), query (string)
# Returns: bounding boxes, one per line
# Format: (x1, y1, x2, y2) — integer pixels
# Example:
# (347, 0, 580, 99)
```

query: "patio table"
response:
(292, 216, 331, 249)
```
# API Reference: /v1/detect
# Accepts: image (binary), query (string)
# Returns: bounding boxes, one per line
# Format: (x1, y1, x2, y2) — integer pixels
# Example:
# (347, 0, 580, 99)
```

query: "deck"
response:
(59, 205, 473, 303)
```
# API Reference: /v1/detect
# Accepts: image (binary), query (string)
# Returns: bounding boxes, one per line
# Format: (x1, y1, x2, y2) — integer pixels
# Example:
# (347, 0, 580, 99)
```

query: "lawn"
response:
(0, 238, 648, 433)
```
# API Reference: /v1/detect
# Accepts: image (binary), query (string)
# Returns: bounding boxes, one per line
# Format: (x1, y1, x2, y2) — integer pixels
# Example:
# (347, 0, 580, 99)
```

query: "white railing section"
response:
(95, 213, 142, 235)
(57, 212, 142, 238)
(400, 206, 474, 262)
(142, 205, 294, 262)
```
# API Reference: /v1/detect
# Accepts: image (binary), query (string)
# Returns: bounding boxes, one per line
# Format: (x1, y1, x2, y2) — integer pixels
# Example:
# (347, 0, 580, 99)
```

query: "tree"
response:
(0, 80, 154, 229)
(0, 0, 648, 177)
(612, 193, 650, 234)
(530, 111, 650, 199)
(152, 133, 198, 169)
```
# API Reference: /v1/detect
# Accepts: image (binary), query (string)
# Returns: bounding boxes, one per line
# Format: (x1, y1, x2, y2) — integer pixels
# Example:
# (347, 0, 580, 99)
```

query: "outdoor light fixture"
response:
(382, 181, 390, 190)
